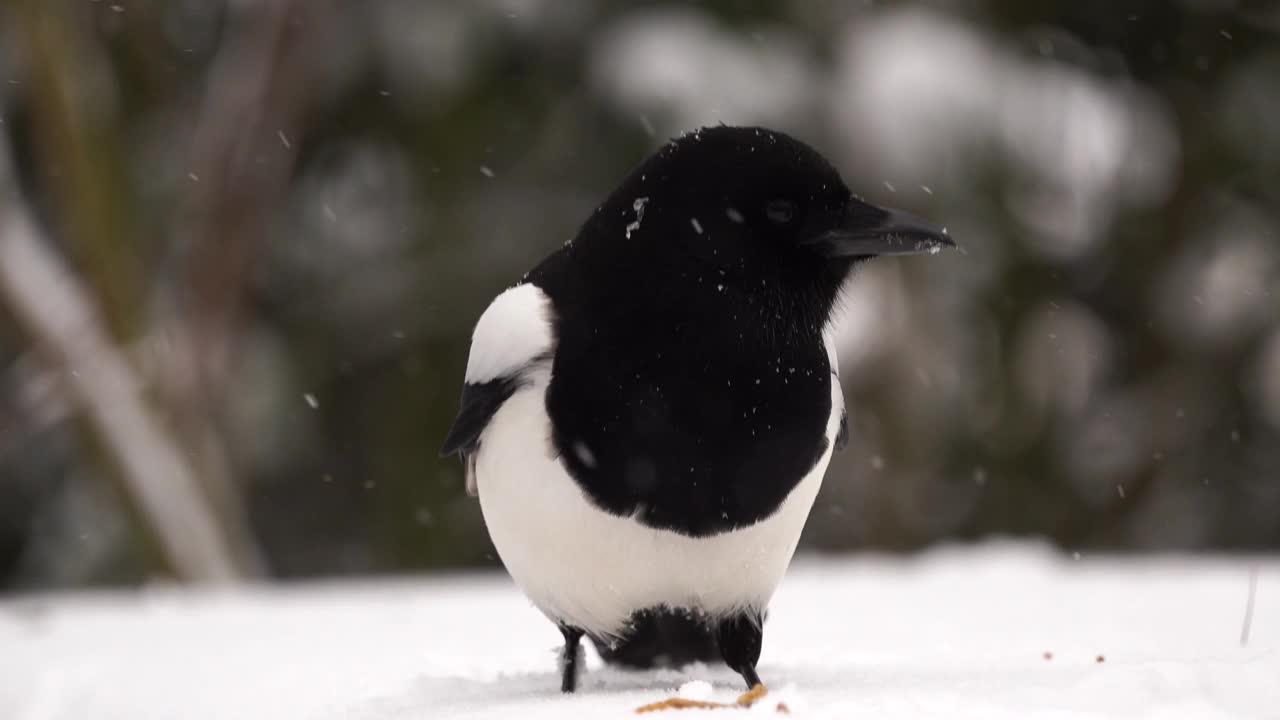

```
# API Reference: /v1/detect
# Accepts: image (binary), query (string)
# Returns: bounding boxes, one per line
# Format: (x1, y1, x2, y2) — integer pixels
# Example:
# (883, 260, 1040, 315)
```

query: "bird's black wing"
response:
(439, 271, 561, 495)
(440, 377, 523, 495)
(440, 377, 523, 457)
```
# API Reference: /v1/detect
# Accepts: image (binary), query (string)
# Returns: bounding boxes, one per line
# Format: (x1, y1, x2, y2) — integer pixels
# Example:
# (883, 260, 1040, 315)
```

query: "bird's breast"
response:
(474, 363, 841, 636)
(543, 325, 837, 536)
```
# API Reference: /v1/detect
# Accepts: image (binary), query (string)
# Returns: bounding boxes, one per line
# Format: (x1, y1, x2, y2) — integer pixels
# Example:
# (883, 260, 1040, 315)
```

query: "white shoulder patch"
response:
(823, 326, 840, 378)
(465, 284, 555, 384)
(823, 326, 845, 444)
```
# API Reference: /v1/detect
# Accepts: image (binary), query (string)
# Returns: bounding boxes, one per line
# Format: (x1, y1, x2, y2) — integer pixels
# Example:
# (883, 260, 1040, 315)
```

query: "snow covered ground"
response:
(1, 543, 1276, 719)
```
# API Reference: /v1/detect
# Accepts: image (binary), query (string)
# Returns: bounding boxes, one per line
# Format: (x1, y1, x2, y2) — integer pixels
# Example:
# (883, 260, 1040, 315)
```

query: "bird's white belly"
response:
(474, 364, 839, 638)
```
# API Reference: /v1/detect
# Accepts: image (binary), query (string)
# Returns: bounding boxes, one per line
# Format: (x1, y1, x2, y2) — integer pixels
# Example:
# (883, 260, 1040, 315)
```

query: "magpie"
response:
(441, 126, 951, 695)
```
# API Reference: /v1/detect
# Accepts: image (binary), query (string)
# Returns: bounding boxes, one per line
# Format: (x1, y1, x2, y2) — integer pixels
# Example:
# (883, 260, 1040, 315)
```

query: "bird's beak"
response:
(806, 203, 955, 258)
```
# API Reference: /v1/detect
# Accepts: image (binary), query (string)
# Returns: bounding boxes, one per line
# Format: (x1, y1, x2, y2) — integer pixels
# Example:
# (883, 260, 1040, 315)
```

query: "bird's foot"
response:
(634, 684, 787, 714)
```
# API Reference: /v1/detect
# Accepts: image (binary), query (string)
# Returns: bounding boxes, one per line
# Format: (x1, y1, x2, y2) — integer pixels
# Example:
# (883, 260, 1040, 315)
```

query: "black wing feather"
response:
(440, 377, 523, 458)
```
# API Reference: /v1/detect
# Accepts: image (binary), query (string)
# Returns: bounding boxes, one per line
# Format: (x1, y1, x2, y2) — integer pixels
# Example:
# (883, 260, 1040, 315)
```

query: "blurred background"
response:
(1, 0, 1278, 591)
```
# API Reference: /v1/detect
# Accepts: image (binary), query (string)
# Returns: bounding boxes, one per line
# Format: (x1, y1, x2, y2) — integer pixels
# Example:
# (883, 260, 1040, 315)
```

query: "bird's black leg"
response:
(558, 624, 585, 693)
(716, 610, 764, 689)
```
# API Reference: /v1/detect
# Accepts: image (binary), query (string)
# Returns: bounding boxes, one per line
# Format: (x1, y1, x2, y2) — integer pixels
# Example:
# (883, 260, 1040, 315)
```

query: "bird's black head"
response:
(571, 125, 952, 327)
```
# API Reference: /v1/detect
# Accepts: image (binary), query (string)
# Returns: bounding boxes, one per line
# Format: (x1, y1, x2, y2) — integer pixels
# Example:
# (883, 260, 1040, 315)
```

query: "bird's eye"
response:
(766, 200, 795, 225)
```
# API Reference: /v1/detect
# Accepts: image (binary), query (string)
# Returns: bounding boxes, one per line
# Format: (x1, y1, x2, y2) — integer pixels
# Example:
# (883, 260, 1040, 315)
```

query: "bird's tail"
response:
(590, 608, 720, 669)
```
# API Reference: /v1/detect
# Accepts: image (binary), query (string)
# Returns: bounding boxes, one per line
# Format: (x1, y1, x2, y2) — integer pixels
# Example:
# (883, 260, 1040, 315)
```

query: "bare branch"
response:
(0, 141, 241, 583)
(149, 1, 316, 575)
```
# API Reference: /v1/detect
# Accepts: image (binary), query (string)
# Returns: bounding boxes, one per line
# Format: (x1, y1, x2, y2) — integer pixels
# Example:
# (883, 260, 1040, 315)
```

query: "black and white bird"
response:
(441, 126, 951, 695)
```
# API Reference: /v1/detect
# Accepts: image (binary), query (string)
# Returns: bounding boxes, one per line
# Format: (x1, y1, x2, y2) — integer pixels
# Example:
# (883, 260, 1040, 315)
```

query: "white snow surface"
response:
(1, 543, 1277, 719)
